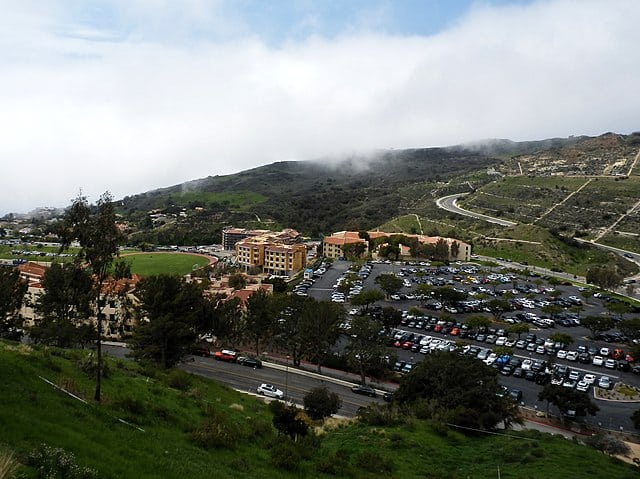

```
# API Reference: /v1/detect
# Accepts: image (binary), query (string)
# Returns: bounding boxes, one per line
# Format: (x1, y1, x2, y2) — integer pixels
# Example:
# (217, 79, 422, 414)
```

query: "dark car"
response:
(238, 356, 263, 368)
(509, 389, 523, 402)
(352, 384, 377, 397)
(382, 391, 394, 402)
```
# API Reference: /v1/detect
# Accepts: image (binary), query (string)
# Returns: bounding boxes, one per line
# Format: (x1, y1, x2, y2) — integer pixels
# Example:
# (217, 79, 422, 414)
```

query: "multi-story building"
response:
(322, 230, 471, 261)
(16, 262, 140, 339)
(235, 230, 306, 276)
(322, 231, 368, 259)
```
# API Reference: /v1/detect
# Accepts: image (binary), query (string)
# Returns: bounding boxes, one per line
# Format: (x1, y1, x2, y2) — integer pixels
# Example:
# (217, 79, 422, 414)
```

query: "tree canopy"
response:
(395, 351, 519, 431)
(0, 266, 28, 339)
(129, 274, 205, 369)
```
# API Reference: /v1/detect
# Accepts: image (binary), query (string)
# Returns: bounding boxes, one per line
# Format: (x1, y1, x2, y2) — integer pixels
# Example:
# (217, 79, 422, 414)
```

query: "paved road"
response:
(436, 193, 517, 226)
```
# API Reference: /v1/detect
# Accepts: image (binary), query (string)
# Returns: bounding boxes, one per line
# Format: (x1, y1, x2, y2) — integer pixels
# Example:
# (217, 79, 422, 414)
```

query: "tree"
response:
(130, 274, 205, 369)
(631, 408, 640, 429)
(380, 306, 402, 335)
(303, 386, 342, 420)
(243, 288, 277, 356)
(433, 238, 450, 262)
(374, 273, 403, 298)
(57, 192, 124, 402)
(605, 300, 631, 320)
(299, 299, 343, 373)
(32, 262, 94, 348)
(464, 315, 492, 331)
(350, 289, 385, 311)
(619, 318, 640, 343)
(548, 332, 574, 349)
(200, 294, 242, 346)
(395, 351, 519, 431)
(344, 316, 387, 385)
(586, 265, 623, 291)
(486, 298, 511, 321)
(432, 286, 467, 306)
(269, 401, 308, 440)
(506, 323, 530, 339)
(228, 273, 247, 290)
(538, 384, 599, 420)
(0, 266, 28, 339)
(581, 316, 614, 339)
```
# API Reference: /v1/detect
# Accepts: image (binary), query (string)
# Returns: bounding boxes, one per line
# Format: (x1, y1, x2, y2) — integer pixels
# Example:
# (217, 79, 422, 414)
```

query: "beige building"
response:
(235, 229, 307, 276)
(16, 262, 140, 339)
(322, 230, 471, 261)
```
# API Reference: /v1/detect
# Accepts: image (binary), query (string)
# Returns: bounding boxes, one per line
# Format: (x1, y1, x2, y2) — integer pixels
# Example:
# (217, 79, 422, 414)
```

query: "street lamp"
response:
(285, 355, 290, 402)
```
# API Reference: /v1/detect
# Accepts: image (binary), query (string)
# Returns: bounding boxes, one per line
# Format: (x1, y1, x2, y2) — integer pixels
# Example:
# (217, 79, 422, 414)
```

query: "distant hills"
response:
(116, 133, 640, 257)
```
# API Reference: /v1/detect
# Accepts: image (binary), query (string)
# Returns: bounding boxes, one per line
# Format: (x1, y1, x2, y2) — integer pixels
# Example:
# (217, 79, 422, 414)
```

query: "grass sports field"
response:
(120, 252, 212, 276)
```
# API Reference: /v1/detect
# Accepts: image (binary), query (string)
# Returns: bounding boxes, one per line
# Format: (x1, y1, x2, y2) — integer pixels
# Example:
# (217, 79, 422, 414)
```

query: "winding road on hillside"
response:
(435, 193, 517, 226)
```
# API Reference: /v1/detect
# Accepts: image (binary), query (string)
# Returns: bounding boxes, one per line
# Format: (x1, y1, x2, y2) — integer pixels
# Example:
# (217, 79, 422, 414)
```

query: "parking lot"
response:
(306, 258, 640, 432)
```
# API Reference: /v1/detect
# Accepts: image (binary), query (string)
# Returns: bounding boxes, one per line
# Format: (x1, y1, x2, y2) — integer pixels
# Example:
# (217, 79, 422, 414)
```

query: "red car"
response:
(450, 327, 460, 336)
(213, 349, 238, 362)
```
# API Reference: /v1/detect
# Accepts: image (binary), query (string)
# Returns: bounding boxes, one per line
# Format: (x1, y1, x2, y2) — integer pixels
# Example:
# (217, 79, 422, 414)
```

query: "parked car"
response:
(237, 356, 263, 368)
(256, 383, 284, 399)
(214, 349, 238, 362)
(597, 376, 612, 390)
(352, 384, 377, 397)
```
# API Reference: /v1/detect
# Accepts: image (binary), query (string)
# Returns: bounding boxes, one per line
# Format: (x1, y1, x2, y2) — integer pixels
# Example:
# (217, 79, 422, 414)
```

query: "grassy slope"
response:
(1, 342, 637, 479)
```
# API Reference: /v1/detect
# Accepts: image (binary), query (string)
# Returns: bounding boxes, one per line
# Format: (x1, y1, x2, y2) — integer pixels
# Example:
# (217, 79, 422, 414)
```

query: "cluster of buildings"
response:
(7, 227, 470, 341)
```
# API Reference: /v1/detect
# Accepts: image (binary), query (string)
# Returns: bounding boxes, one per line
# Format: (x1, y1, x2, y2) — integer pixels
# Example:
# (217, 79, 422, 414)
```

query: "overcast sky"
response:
(2, 0, 639, 215)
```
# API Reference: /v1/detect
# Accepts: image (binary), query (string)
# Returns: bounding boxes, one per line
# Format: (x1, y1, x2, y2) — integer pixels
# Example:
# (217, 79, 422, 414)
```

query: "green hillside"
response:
(0, 342, 637, 478)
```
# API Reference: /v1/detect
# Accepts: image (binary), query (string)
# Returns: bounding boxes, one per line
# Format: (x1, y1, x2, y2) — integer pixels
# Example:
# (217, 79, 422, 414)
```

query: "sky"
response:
(1, 0, 639, 215)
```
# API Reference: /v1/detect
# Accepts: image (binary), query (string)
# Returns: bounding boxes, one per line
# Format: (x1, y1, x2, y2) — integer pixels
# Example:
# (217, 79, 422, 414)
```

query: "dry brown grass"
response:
(0, 450, 20, 479)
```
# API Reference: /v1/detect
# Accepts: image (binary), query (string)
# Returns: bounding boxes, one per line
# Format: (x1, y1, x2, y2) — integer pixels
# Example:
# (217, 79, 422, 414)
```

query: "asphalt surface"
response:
(305, 259, 640, 432)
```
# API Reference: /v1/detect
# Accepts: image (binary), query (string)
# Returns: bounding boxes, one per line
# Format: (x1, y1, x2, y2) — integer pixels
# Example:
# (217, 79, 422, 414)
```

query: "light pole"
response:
(285, 355, 290, 402)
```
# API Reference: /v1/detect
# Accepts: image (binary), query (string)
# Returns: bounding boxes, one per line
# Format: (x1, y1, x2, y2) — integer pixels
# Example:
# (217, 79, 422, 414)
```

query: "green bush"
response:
(27, 444, 98, 479)
(164, 369, 193, 391)
(353, 450, 394, 474)
(77, 352, 110, 378)
(269, 439, 301, 471)
(190, 408, 239, 449)
(356, 404, 402, 426)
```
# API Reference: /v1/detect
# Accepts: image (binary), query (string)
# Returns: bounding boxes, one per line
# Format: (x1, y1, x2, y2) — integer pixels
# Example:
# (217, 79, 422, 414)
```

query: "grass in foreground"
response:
(0, 342, 637, 478)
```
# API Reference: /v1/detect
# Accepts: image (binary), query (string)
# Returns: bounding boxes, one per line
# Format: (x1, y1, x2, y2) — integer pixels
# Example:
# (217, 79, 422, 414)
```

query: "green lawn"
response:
(120, 253, 211, 277)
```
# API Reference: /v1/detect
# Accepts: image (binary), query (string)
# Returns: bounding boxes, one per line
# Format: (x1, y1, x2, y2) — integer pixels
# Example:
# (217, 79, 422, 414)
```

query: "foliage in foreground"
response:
(0, 341, 637, 479)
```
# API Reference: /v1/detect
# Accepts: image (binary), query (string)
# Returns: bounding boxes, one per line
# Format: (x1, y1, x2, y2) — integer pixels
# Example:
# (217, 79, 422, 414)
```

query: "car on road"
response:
(214, 349, 238, 362)
(237, 356, 263, 368)
(257, 383, 284, 399)
(352, 384, 377, 397)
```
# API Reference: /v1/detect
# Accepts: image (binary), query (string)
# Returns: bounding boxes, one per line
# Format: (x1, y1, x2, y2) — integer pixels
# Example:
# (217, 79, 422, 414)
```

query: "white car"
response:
(566, 351, 578, 361)
(592, 355, 604, 367)
(583, 373, 597, 385)
(556, 350, 568, 359)
(257, 383, 284, 399)
(521, 359, 533, 371)
(495, 337, 507, 346)
(600, 347, 610, 357)
(598, 376, 612, 390)
(576, 380, 590, 392)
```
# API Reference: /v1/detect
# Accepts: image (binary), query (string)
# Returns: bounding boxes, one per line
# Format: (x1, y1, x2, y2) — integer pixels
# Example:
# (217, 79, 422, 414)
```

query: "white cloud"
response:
(1, 0, 639, 214)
